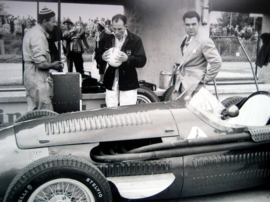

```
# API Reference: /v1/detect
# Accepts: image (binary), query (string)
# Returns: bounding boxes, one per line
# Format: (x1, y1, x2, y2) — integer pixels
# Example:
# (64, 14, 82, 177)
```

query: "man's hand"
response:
(36, 61, 63, 71)
(102, 49, 128, 64)
(102, 50, 111, 62)
(52, 61, 63, 72)
(115, 51, 128, 62)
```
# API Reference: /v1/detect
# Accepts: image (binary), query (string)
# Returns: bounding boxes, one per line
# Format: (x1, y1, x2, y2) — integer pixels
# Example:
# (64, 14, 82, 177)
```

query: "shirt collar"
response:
(185, 34, 193, 40)
(37, 23, 50, 39)
(114, 29, 128, 41)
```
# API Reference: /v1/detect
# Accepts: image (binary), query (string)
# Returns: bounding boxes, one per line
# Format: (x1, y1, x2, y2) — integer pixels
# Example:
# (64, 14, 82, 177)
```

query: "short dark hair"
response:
(183, 11, 200, 22)
(112, 14, 127, 25)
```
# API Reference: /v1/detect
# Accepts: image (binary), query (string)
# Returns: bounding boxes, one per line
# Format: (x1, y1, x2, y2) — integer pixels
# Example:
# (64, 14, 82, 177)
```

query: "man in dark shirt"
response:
(62, 19, 89, 75)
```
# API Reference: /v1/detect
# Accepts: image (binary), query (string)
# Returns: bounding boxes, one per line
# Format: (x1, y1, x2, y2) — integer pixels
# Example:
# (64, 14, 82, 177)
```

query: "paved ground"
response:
(133, 184, 270, 202)
(136, 184, 270, 202)
(0, 184, 269, 202)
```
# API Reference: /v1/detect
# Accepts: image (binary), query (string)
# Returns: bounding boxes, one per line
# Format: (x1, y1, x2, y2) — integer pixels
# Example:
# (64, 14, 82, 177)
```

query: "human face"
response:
(184, 17, 199, 36)
(64, 23, 72, 30)
(112, 19, 126, 40)
(45, 16, 57, 32)
(97, 24, 103, 32)
(76, 24, 82, 30)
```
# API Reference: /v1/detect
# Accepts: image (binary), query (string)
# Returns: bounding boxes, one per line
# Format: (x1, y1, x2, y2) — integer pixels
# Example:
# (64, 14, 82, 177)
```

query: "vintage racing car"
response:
(1, 84, 270, 202)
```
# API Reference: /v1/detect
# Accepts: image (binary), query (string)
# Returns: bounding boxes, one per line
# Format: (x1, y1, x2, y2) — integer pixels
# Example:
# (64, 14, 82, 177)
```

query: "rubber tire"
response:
(137, 86, 160, 104)
(162, 86, 175, 101)
(221, 96, 245, 107)
(4, 155, 112, 202)
(15, 110, 58, 123)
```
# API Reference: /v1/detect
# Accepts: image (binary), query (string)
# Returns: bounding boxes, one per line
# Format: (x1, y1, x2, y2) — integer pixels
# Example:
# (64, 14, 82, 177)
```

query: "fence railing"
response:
(0, 35, 269, 87)
(210, 36, 269, 86)
(0, 35, 23, 86)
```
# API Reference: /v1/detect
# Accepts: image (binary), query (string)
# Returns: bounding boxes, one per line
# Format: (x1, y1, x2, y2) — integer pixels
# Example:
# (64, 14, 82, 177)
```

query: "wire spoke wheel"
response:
(28, 178, 95, 202)
(4, 156, 112, 202)
(137, 86, 160, 104)
(136, 94, 152, 104)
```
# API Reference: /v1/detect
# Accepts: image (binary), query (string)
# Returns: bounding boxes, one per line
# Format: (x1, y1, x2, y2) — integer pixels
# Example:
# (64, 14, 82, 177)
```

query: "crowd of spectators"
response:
(0, 15, 36, 36)
(0, 14, 113, 56)
(210, 23, 259, 42)
(0, 14, 112, 50)
(60, 16, 113, 54)
(1, 13, 259, 43)
(0, 15, 111, 35)
(78, 17, 112, 37)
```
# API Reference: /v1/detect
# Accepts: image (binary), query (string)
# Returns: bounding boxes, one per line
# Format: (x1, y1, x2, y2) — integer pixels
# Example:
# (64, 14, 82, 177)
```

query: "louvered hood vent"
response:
(45, 111, 151, 135)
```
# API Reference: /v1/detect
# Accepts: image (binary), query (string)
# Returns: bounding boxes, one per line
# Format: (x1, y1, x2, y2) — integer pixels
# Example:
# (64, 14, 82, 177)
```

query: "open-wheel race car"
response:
(1, 84, 270, 202)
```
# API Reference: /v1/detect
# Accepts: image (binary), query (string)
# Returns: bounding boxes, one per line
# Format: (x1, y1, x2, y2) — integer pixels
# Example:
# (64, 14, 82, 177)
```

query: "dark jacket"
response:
(256, 33, 270, 67)
(62, 27, 89, 56)
(94, 30, 110, 74)
(95, 30, 147, 91)
(47, 26, 62, 62)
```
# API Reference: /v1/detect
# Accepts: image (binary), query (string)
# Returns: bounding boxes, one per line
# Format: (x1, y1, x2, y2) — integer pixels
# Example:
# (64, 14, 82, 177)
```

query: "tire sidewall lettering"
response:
(4, 157, 112, 202)
(86, 177, 103, 198)
(16, 169, 104, 201)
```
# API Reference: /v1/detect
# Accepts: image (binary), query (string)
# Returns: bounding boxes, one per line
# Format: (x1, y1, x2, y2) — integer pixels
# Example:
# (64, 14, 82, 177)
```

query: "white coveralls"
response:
(23, 24, 54, 111)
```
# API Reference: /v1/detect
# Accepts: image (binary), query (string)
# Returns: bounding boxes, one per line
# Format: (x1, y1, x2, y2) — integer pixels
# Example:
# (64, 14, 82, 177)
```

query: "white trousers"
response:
(106, 88, 137, 107)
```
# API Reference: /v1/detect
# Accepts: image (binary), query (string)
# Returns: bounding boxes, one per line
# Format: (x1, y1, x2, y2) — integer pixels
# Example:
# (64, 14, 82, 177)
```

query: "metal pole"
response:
(255, 35, 260, 79)
(230, 13, 232, 35)
(37, 1, 39, 19)
(237, 37, 259, 91)
(58, 0, 61, 61)
(213, 79, 219, 100)
(22, 23, 25, 85)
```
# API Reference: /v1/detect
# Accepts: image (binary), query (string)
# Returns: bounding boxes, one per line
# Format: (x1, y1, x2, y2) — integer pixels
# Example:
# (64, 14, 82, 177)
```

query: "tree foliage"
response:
(217, 12, 262, 31)
(0, 3, 9, 13)
(0, 3, 4, 12)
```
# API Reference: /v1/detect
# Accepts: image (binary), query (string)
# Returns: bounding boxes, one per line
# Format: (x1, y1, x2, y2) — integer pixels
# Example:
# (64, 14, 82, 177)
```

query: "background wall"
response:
(123, 0, 210, 86)
(262, 14, 270, 34)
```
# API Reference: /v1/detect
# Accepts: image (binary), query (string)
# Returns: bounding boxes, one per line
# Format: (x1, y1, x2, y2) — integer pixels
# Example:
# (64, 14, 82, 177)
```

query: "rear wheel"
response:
(4, 156, 112, 202)
(137, 86, 160, 104)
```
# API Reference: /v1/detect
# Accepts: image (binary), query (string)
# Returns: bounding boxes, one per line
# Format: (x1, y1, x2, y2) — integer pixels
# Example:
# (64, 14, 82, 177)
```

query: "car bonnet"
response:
(14, 103, 179, 149)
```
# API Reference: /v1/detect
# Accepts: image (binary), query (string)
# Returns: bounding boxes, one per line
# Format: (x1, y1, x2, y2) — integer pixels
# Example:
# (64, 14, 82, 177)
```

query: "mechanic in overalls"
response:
(23, 7, 63, 111)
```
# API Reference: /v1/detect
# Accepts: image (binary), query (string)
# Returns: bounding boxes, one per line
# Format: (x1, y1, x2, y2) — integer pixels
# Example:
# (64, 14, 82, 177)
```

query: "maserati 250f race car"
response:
(1, 84, 270, 202)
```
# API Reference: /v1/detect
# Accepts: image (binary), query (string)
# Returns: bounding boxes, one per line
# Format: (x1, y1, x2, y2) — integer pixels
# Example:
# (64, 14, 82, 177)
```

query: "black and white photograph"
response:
(0, 0, 270, 201)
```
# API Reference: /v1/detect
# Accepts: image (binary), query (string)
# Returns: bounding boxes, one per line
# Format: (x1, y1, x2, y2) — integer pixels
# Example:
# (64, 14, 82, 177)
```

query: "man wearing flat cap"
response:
(62, 18, 90, 75)
(23, 7, 63, 111)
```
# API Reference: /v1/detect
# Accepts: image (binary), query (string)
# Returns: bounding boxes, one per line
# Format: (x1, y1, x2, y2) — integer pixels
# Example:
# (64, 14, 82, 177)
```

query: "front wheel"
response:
(4, 156, 112, 202)
(29, 178, 96, 201)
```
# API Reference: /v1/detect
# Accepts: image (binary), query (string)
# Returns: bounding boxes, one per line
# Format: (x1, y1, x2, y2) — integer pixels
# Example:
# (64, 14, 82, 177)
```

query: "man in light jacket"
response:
(174, 11, 222, 96)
